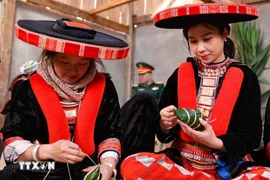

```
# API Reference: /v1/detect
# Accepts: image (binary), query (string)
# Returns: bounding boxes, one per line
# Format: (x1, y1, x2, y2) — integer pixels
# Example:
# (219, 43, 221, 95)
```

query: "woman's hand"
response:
(83, 164, 114, 180)
(40, 140, 86, 164)
(178, 119, 224, 150)
(160, 105, 178, 130)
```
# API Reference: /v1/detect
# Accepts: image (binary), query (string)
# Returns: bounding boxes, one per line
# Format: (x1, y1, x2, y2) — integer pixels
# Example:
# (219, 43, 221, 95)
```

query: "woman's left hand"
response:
(178, 119, 224, 150)
(83, 164, 114, 180)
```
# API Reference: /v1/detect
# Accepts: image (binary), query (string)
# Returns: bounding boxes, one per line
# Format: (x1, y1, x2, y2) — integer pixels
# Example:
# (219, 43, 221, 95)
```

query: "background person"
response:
(261, 96, 270, 165)
(1, 60, 38, 115)
(132, 62, 165, 152)
(132, 62, 164, 101)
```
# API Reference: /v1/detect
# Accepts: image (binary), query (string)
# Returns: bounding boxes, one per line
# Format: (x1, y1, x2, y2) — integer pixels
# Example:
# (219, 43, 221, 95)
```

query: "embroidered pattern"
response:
(135, 155, 156, 167)
(61, 101, 80, 139)
(4, 136, 24, 147)
(15, 25, 129, 60)
(98, 138, 121, 158)
(154, 4, 258, 23)
(157, 156, 173, 170)
(173, 141, 217, 170)
(196, 58, 238, 120)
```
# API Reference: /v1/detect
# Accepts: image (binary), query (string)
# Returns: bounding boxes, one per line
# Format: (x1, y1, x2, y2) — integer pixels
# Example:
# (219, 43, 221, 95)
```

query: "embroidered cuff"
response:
(4, 139, 33, 162)
(98, 138, 121, 159)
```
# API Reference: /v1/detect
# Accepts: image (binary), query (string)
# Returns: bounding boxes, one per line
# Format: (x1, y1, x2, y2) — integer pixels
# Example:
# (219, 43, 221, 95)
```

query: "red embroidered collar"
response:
(196, 58, 238, 77)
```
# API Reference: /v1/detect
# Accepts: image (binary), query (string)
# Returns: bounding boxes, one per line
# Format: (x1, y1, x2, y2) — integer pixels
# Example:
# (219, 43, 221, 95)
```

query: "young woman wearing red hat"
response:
(121, 3, 270, 180)
(0, 19, 129, 179)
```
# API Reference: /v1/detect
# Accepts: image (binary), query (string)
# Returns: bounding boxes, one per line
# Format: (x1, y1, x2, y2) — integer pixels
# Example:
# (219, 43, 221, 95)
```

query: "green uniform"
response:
(132, 81, 164, 100)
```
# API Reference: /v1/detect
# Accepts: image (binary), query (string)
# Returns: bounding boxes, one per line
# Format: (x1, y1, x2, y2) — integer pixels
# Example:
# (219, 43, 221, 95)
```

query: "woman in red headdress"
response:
(0, 18, 129, 179)
(121, 3, 270, 180)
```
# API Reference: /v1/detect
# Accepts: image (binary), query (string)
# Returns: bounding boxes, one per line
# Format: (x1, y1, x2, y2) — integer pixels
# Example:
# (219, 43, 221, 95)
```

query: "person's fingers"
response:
(161, 116, 179, 129)
(178, 120, 197, 137)
(199, 118, 209, 130)
(178, 120, 189, 128)
(162, 117, 175, 123)
(68, 148, 86, 158)
(82, 165, 97, 172)
(64, 154, 84, 164)
(160, 112, 175, 119)
(99, 165, 114, 180)
(178, 121, 188, 133)
(67, 142, 81, 150)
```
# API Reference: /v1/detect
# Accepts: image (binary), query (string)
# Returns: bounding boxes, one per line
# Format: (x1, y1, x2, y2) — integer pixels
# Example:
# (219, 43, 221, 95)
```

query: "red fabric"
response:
(177, 63, 244, 142)
(210, 67, 243, 136)
(177, 62, 197, 142)
(15, 25, 130, 60)
(154, 3, 258, 24)
(4, 136, 24, 147)
(64, 21, 92, 30)
(121, 152, 270, 180)
(266, 142, 270, 160)
(177, 62, 197, 109)
(121, 152, 216, 180)
(30, 72, 105, 155)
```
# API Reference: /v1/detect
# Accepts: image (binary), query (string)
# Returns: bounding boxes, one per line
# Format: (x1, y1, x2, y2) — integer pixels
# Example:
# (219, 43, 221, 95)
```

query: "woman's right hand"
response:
(83, 164, 114, 180)
(40, 140, 86, 164)
(160, 105, 178, 130)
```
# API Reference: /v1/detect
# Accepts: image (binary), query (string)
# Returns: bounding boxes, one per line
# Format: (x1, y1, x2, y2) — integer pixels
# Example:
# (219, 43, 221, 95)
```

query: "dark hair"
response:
(183, 21, 235, 59)
(40, 49, 106, 71)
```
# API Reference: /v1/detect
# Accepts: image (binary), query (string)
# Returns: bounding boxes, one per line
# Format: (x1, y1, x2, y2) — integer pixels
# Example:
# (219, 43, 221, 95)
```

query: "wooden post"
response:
(124, 3, 134, 102)
(0, 0, 16, 127)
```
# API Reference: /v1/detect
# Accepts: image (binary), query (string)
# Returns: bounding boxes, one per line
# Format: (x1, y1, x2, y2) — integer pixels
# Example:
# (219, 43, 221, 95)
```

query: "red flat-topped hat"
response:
(154, 3, 259, 29)
(15, 19, 129, 60)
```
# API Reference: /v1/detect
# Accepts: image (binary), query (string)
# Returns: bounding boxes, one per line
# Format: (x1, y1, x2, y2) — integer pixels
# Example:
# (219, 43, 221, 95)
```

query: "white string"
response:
(43, 101, 98, 180)
(84, 153, 97, 165)
(42, 153, 99, 180)
(67, 163, 73, 180)
(42, 169, 51, 180)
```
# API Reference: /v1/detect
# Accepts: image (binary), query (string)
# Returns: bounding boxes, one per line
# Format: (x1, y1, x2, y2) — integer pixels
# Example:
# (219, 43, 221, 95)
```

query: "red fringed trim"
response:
(4, 136, 24, 148)
(266, 142, 270, 160)
(30, 73, 105, 155)
(98, 138, 121, 158)
(177, 64, 243, 141)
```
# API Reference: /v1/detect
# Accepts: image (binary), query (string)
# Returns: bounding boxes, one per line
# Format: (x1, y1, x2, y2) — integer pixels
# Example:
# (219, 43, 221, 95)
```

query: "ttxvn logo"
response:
(18, 161, 55, 170)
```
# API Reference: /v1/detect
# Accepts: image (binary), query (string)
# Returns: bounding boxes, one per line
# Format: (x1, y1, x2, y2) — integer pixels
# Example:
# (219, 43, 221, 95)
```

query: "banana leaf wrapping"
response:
(83, 166, 101, 180)
(173, 108, 205, 131)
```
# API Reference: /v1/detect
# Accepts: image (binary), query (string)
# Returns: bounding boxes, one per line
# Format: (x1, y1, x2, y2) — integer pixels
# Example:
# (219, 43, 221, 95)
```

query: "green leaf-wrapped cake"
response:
(173, 108, 206, 131)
